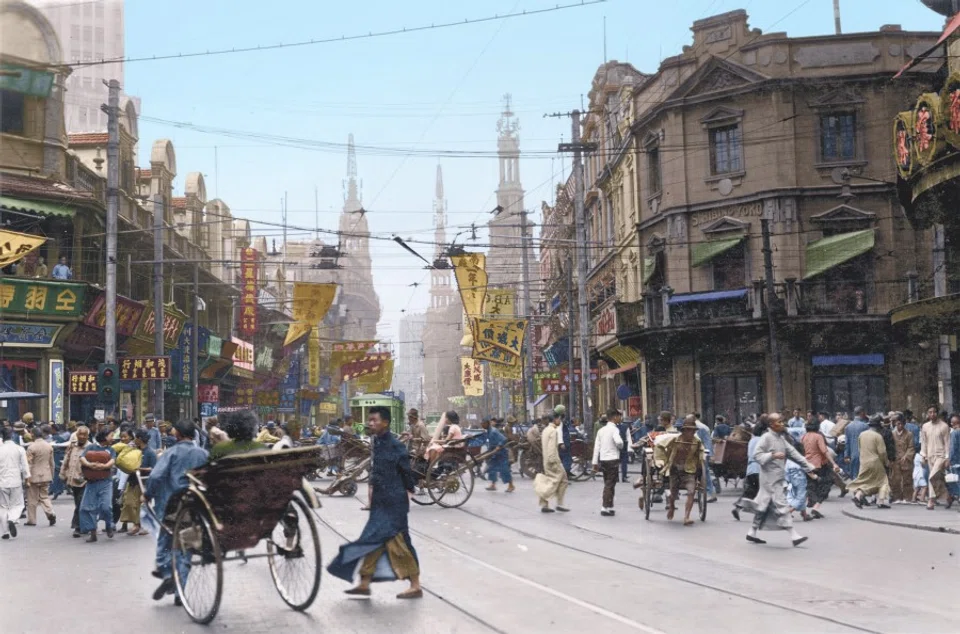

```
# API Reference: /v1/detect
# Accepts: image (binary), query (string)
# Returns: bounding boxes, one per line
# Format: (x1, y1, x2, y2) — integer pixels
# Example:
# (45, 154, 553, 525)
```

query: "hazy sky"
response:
(125, 0, 945, 345)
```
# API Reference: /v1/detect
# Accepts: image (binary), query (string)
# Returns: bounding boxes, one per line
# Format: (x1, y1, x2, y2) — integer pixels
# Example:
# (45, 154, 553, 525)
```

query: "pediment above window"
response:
(810, 204, 877, 225)
(672, 57, 768, 101)
(700, 105, 744, 128)
(700, 215, 750, 234)
(809, 88, 864, 110)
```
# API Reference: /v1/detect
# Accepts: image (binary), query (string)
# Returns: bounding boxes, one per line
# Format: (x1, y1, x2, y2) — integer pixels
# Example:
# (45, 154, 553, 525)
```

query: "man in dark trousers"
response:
(328, 406, 422, 599)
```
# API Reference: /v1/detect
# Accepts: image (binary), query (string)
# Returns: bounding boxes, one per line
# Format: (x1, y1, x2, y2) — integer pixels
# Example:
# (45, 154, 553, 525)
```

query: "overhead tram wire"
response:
(58, 1, 606, 70)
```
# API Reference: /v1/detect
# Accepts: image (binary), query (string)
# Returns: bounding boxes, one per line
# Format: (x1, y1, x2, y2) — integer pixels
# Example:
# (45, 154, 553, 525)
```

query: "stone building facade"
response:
(578, 10, 941, 422)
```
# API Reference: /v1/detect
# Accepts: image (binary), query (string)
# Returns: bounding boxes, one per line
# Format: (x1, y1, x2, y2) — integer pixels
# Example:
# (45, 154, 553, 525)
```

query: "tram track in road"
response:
(311, 508, 509, 634)
(442, 501, 887, 634)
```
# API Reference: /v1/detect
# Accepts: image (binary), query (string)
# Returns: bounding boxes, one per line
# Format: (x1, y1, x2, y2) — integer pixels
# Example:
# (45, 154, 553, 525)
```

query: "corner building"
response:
(594, 11, 941, 422)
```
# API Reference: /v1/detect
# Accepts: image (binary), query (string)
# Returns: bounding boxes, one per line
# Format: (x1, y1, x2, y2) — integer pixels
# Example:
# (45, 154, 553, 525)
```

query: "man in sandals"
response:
(656, 416, 704, 526)
(328, 406, 422, 600)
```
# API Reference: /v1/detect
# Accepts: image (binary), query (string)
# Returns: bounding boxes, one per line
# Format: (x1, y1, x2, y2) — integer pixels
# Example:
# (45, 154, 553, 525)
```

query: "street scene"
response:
(3, 0, 960, 632)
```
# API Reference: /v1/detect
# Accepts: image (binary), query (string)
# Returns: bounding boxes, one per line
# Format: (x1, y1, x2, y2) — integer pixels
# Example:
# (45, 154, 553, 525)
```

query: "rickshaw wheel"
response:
(641, 460, 652, 521)
(431, 456, 475, 508)
(519, 450, 538, 479)
(343, 450, 369, 484)
(698, 462, 709, 522)
(172, 504, 223, 625)
(267, 494, 323, 611)
(340, 480, 358, 498)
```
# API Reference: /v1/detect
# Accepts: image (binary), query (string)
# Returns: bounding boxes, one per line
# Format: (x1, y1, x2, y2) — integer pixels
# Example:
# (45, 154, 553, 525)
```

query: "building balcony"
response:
(795, 279, 871, 316)
(641, 284, 763, 330)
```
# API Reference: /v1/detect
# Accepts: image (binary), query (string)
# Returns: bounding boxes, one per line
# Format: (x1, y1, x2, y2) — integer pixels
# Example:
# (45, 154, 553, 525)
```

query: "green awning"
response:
(0, 195, 74, 218)
(642, 256, 657, 285)
(803, 229, 875, 280)
(691, 237, 744, 268)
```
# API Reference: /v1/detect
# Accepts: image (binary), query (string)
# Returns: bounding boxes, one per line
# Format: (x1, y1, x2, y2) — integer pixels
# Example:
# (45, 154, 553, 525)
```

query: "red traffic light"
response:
(102, 368, 114, 378)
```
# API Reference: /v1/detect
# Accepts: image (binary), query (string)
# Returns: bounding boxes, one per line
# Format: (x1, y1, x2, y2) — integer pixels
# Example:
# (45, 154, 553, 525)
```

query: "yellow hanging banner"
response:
(483, 289, 515, 317)
(356, 359, 394, 393)
(0, 229, 46, 269)
(307, 327, 321, 387)
(460, 357, 484, 396)
(330, 340, 378, 367)
(450, 252, 487, 319)
(459, 309, 474, 347)
(491, 362, 522, 380)
(475, 318, 527, 356)
(283, 322, 313, 348)
(291, 282, 337, 324)
(472, 340, 519, 366)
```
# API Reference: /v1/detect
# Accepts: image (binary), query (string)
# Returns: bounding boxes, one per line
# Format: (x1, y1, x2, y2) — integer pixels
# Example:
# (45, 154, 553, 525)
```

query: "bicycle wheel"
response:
(519, 450, 539, 479)
(698, 464, 708, 522)
(172, 505, 223, 625)
(267, 495, 323, 611)
(642, 460, 653, 521)
(430, 455, 475, 508)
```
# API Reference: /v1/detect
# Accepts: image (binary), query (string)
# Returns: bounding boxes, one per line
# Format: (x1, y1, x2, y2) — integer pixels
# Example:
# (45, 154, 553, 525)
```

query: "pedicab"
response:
(635, 434, 709, 522)
(710, 437, 749, 488)
(147, 446, 325, 625)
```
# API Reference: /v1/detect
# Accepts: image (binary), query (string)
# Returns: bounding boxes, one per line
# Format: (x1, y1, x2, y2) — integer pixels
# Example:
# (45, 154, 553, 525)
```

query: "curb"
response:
(840, 508, 960, 535)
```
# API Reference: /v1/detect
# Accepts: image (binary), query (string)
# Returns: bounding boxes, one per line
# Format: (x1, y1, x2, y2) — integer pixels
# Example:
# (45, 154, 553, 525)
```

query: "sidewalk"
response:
(841, 501, 960, 534)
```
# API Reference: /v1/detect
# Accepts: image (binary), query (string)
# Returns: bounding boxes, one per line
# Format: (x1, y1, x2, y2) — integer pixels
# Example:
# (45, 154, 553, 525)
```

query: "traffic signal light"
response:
(97, 363, 119, 403)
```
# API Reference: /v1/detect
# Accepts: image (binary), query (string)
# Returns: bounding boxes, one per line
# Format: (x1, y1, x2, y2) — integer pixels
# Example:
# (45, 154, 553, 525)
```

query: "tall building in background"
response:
(486, 94, 525, 289)
(423, 165, 463, 416)
(395, 313, 427, 410)
(33, 0, 132, 133)
(336, 134, 381, 341)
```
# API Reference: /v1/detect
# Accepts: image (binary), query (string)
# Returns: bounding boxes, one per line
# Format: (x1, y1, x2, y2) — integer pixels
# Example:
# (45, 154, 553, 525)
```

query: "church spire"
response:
(433, 164, 446, 257)
(344, 133, 361, 210)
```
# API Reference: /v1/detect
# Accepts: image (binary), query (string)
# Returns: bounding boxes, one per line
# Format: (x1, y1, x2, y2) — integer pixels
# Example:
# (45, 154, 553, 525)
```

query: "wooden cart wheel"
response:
(698, 461, 709, 522)
(642, 458, 652, 521)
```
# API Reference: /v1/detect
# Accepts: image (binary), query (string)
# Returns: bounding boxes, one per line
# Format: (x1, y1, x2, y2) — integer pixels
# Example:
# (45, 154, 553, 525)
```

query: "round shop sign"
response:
(940, 71, 960, 151)
(894, 111, 915, 180)
(912, 93, 942, 167)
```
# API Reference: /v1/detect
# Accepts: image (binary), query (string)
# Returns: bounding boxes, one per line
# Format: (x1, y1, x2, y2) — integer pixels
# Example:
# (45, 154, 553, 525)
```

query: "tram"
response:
(349, 393, 405, 434)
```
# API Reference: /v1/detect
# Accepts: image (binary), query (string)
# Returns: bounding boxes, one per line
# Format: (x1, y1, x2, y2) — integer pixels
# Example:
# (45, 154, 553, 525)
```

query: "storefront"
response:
(0, 278, 88, 423)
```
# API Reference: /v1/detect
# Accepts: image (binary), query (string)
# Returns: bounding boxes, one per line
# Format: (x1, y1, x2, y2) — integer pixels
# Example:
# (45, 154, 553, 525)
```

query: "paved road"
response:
(1, 475, 958, 634)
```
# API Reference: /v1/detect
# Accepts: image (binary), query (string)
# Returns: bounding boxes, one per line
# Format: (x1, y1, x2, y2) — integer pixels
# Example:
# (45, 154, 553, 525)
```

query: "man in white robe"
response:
(741, 413, 817, 547)
(534, 415, 569, 513)
(0, 426, 30, 539)
(920, 410, 951, 509)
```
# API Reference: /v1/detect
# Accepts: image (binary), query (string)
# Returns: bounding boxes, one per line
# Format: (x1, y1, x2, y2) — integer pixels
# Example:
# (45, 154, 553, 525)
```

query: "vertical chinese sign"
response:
(240, 247, 258, 337)
(48, 359, 64, 424)
(308, 327, 321, 387)
(460, 357, 484, 397)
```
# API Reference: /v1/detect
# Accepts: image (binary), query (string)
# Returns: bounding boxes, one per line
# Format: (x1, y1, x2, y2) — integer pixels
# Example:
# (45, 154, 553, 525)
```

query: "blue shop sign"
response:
(0, 322, 63, 348)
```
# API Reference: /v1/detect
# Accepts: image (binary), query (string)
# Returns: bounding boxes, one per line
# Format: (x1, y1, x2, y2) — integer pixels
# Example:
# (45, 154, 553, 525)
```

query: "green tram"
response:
(349, 393, 405, 435)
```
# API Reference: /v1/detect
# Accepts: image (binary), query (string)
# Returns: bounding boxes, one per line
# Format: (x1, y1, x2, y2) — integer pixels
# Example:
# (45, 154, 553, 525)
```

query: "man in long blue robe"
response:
(481, 419, 514, 492)
(328, 406, 422, 599)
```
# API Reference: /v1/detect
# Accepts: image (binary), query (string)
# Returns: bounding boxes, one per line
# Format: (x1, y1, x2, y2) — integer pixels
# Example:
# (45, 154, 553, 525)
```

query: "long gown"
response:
(533, 424, 568, 504)
(847, 428, 890, 501)
(328, 431, 419, 582)
(741, 431, 813, 530)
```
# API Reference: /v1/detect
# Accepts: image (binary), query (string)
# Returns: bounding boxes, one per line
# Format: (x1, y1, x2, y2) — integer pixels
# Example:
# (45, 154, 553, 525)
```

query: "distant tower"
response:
(430, 165, 455, 310)
(487, 94, 525, 287)
(336, 134, 379, 340)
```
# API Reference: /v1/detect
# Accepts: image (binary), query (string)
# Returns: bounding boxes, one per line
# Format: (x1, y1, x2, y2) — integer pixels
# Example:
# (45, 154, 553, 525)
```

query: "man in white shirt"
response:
(818, 412, 836, 445)
(0, 426, 30, 539)
(592, 408, 624, 516)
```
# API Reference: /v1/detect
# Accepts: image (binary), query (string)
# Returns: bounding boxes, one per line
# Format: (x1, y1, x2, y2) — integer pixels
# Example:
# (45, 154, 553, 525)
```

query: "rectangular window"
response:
(647, 143, 662, 194)
(70, 25, 80, 44)
(79, 107, 88, 125)
(0, 90, 25, 134)
(83, 26, 93, 43)
(820, 112, 857, 162)
(709, 124, 742, 175)
(713, 242, 746, 291)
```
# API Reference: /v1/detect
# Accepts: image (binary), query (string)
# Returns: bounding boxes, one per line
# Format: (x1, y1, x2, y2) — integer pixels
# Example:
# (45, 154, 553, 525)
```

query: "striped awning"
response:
(0, 195, 75, 218)
(803, 229, 875, 280)
(603, 345, 640, 368)
(691, 237, 744, 268)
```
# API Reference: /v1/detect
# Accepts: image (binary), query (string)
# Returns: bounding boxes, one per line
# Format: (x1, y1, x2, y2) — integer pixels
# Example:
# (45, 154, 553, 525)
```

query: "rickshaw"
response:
(148, 446, 325, 625)
(313, 428, 371, 495)
(635, 434, 709, 522)
(710, 437, 749, 488)
(407, 437, 517, 508)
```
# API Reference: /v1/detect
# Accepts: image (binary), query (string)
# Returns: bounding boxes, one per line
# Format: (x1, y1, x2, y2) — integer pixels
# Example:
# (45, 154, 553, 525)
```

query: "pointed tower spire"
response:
(344, 133, 360, 209)
(433, 164, 446, 258)
(435, 164, 444, 201)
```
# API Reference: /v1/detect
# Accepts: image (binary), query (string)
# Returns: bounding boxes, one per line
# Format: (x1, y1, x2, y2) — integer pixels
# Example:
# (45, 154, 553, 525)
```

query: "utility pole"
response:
(760, 218, 784, 412)
(554, 110, 596, 438)
(153, 194, 165, 422)
(103, 80, 120, 367)
(518, 209, 535, 419)
(191, 264, 200, 421)
(833, 0, 842, 35)
(566, 254, 577, 421)
(933, 224, 954, 411)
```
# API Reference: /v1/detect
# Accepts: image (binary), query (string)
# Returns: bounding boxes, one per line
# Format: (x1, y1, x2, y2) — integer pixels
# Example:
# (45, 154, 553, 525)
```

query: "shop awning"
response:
(891, 292, 960, 338)
(603, 345, 640, 368)
(812, 354, 884, 367)
(691, 237, 744, 268)
(668, 288, 748, 305)
(0, 195, 74, 218)
(892, 12, 959, 79)
(642, 256, 657, 285)
(803, 229, 875, 280)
